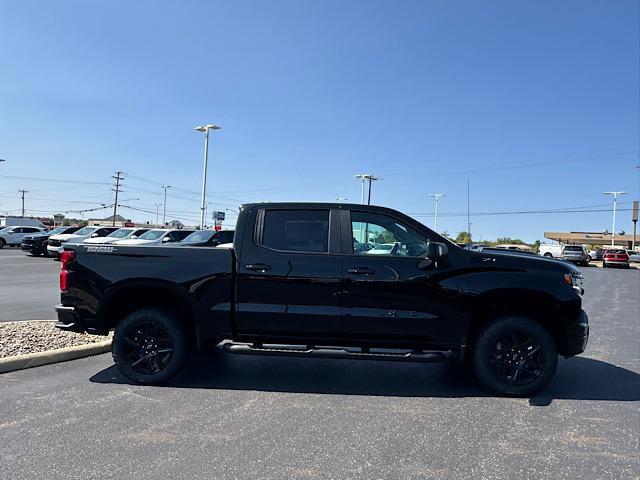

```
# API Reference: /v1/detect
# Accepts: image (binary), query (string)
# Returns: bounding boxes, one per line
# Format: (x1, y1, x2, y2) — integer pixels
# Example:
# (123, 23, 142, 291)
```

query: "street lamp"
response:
(161, 185, 171, 226)
(603, 191, 627, 246)
(195, 124, 221, 229)
(429, 193, 446, 232)
(354, 174, 381, 205)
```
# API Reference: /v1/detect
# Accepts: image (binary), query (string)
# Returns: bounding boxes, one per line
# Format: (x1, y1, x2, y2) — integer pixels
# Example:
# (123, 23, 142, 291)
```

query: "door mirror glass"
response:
(90, 233, 99, 237)
(162, 236, 171, 242)
(426, 241, 448, 259)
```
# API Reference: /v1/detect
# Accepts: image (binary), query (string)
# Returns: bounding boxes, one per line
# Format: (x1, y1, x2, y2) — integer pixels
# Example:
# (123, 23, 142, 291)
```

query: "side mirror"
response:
(418, 242, 448, 270)
(162, 236, 171, 243)
(90, 233, 99, 238)
(130, 235, 137, 239)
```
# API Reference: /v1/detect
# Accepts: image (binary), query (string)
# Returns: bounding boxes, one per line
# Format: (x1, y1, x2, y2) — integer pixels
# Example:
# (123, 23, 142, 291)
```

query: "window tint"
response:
(351, 211, 429, 257)
(261, 210, 329, 253)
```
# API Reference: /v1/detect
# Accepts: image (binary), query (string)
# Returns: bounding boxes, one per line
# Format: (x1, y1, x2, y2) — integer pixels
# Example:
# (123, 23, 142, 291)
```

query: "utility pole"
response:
(354, 174, 381, 205)
(18, 189, 28, 217)
(467, 178, 471, 240)
(429, 193, 446, 233)
(162, 185, 171, 226)
(603, 191, 627, 246)
(154, 203, 162, 228)
(195, 124, 221, 229)
(111, 171, 124, 226)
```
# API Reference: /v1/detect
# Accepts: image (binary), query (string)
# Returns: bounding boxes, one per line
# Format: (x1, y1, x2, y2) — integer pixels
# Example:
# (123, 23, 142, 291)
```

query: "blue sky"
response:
(0, 0, 638, 240)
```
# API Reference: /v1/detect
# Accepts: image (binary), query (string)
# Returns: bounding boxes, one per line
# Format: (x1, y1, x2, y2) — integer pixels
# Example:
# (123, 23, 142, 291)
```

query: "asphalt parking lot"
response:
(0, 248, 60, 322)
(0, 252, 638, 479)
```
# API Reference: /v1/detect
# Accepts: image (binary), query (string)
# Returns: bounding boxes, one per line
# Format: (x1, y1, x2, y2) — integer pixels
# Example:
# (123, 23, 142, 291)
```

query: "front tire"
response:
(470, 317, 557, 397)
(0, 239, 5, 249)
(112, 308, 190, 385)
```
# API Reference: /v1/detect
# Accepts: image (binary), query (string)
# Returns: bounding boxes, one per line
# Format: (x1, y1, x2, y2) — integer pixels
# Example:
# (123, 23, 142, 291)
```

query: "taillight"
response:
(60, 250, 76, 292)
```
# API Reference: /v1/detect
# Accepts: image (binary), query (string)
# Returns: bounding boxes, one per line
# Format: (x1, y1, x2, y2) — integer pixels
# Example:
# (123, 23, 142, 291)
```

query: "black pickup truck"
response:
(55, 203, 588, 396)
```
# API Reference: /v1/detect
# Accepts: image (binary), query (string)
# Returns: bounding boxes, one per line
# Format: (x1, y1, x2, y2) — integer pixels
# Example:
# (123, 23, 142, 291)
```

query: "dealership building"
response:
(544, 231, 637, 249)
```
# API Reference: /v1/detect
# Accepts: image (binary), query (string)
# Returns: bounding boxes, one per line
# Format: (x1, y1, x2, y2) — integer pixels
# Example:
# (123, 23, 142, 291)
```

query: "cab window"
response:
(351, 211, 429, 257)
(260, 209, 329, 253)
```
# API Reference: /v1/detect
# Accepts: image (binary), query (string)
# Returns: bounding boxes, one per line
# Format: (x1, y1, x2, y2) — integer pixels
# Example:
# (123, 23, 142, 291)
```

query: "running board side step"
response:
(222, 343, 446, 363)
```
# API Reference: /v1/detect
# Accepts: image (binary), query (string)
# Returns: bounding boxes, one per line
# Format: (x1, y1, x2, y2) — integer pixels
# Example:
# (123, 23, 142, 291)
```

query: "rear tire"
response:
(0, 239, 5, 249)
(470, 316, 557, 397)
(112, 308, 190, 385)
(543, 253, 553, 258)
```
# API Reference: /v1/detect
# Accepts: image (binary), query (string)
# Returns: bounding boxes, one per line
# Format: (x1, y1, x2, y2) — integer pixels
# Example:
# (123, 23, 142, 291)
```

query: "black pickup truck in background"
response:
(55, 203, 588, 396)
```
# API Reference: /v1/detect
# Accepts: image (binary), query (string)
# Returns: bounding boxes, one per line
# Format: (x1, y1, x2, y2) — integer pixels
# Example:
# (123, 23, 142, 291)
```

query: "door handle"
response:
(245, 263, 272, 272)
(347, 267, 375, 275)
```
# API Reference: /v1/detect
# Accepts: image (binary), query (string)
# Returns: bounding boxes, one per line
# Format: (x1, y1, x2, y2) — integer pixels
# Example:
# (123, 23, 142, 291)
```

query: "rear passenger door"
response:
(235, 207, 342, 337)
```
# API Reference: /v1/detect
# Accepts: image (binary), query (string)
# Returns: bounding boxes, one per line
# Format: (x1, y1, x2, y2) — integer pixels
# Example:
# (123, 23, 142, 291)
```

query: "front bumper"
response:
(47, 245, 64, 258)
(564, 309, 589, 357)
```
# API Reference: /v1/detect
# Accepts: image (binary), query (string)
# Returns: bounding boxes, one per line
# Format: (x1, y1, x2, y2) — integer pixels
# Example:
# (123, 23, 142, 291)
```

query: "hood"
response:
(49, 233, 85, 241)
(112, 238, 156, 245)
(476, 249, 581, 275)
(83, 236, 119, 244)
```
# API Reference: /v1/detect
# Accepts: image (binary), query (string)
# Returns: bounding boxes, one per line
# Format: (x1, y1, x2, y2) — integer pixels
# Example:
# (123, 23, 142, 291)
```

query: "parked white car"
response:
(538, 244, 563, 258)
(0, 226, 46, 248)
(366, 243, 400, 255)
(83, 227, 150, 244)
(47, 226, 119, 257)
(114, 229, 194, 246)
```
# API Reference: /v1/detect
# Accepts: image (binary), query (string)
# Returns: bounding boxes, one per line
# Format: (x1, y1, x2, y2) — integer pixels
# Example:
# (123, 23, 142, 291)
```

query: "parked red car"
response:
(602, 249, 630, 268)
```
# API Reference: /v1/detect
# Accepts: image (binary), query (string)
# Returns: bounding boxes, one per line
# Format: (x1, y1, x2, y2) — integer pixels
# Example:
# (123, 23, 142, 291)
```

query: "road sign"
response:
(212, 211, 225, 221)
(53, 213, 65, 223)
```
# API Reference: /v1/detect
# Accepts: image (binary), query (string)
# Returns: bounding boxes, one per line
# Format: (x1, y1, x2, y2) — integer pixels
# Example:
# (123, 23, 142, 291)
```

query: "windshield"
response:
(107, 228, 133, 238)
(181, 231, 215, 244)
(138, 229, 166, 240)
(73, 227, 97, 236)
(47, 227, 68, 236)
(563, 246, 583, 252)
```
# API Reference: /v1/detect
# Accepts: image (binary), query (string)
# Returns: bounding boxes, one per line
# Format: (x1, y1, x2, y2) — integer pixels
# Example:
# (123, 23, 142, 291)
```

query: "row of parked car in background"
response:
(0, 224, 234, 258)
(462, 242, 639, 269)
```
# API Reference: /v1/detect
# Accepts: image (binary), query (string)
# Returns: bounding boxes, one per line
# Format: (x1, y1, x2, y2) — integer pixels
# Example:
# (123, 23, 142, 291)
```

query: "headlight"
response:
(563, 273, 583, 288)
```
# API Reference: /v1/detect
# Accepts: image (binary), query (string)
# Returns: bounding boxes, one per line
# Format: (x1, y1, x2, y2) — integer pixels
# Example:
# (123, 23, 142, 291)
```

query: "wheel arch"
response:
(98, 279, 200, 348)
(467, 288, 565, 354)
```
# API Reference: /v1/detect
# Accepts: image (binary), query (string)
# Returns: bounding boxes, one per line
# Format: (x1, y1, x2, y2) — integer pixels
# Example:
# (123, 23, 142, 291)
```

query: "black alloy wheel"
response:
(112, 308, 190, 384)
(122, 321, 174, 375)
(471, 316, 557, 397)
(488, 331, 545, 387)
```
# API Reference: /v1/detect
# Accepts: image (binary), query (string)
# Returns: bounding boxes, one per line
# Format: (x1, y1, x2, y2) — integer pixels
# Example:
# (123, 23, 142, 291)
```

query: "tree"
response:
(455, 231, 472, 244)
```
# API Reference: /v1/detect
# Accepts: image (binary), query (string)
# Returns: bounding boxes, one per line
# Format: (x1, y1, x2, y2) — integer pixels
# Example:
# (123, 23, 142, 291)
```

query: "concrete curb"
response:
(0, 340, 112, 374)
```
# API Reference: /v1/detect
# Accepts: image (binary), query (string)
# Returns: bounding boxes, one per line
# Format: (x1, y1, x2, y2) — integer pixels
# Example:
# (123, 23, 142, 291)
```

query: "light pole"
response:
(429, 193, 446, 232)
(195, 124, 221, 229)
(161, 185, 171, 226)
(354, 174, 381, 205)
(604, 191, 627, 246)
(154, 203, 162, 228)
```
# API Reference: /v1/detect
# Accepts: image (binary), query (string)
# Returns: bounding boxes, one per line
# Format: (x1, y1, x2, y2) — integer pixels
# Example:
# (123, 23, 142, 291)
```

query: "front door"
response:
(235, 207, 342, 338)
(340, 209, 462, 346)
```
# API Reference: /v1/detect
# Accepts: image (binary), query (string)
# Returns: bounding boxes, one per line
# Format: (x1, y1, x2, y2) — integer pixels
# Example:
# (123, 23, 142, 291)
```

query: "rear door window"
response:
(260, 210, 329, 253)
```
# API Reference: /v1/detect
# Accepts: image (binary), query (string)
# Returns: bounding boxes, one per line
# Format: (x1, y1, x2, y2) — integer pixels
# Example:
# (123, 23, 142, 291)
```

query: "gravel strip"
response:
(0, 321, 112, 358)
